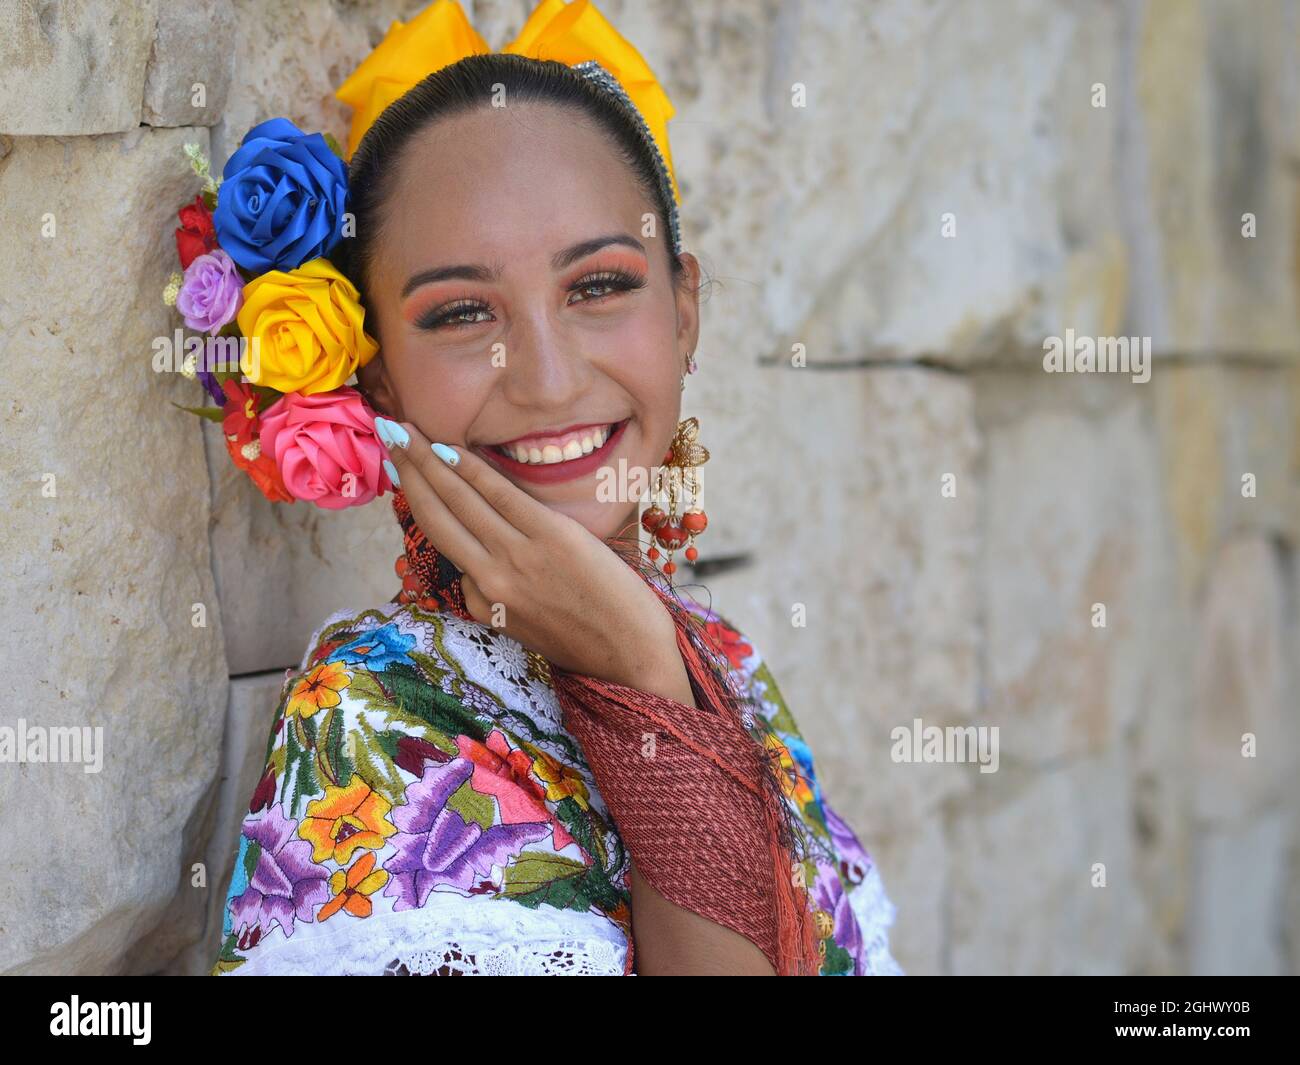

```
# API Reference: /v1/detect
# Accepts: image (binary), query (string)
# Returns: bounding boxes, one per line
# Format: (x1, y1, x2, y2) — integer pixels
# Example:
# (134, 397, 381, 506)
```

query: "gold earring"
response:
(641, 417, 709, 582)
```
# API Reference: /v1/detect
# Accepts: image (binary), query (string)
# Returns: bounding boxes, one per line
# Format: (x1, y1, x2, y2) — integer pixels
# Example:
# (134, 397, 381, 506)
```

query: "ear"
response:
(357, 353, 403, 420)
(673, 251, 703, 374)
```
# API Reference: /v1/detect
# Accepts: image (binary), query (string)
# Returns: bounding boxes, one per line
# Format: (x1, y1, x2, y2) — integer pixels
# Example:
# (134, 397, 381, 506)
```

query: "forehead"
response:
(376, 102, 651, 276)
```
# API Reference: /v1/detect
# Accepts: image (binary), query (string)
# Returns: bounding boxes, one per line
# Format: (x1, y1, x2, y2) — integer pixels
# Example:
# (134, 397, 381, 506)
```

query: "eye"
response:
(567, 268, 647, 305)
(415, 299, 493, 331)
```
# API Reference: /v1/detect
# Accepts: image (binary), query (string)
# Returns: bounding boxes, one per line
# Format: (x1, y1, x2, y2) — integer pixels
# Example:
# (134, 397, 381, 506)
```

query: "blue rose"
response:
(326, 624, 416, 672)
(213, 118, 349, 273)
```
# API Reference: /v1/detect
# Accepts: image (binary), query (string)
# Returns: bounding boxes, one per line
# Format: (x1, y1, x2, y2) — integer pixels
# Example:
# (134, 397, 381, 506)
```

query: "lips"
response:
(479, 418, 629, 484)
(490, 422, 617, 465)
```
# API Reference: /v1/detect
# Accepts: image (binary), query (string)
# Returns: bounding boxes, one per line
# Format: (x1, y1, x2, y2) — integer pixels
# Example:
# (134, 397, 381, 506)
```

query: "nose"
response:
(498, 308, 591, 413)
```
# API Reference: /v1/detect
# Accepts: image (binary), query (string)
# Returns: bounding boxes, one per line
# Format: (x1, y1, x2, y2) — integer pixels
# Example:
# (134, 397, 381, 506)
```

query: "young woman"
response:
(210, 16, 900, 977)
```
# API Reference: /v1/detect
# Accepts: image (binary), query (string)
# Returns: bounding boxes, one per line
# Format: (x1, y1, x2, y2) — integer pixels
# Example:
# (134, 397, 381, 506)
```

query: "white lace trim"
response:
(847, 863, 905, 975)
(224, 891, 629, 976)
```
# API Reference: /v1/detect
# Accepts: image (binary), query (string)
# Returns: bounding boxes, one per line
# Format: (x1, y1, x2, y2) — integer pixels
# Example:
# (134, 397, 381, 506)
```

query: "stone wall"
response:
(1, 0, 1296, 976)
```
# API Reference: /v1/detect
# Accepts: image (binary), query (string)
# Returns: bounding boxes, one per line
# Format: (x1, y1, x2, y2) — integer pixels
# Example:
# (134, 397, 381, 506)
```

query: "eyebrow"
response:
(400, 233, 647, 299)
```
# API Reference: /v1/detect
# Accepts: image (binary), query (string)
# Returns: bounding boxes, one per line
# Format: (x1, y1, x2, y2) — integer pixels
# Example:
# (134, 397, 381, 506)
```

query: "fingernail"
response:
(374, 416, 409, 449)
(382, 458, 401, 487)
(431, 442, 459, 466)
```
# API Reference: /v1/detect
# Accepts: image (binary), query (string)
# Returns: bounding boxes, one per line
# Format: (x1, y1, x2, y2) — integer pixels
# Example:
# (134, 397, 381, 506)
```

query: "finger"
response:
(374, 416, 491, 577)
(395, 420, 538, 550)
(460, 573, 498, 628)
(422, 433, 555, 539)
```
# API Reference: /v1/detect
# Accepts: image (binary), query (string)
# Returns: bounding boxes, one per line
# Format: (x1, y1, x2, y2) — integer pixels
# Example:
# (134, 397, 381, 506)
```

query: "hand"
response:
(379, 419, 685, 693)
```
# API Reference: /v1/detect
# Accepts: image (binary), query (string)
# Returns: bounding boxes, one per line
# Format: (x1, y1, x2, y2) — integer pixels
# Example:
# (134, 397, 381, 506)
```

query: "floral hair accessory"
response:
(162, 0, 681, 509)
(220, 380, 294, 503)
(162, 127, 383, 507)
(236, 258, 378, 394)
(213, 118, 351, 274)
(175, 193, 218, 269)
(177, 249, 243, 334)
(258, 388, 394, 510)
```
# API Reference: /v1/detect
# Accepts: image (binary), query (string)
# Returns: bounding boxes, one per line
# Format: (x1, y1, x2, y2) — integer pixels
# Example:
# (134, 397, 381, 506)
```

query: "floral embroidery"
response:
(227, 803, 331, 942)
(327, 624, 416, 671)
(298, 774, 399, 864)
(455, 730, 578, 850)
(701, 616, 754, 671)
(211, 600, 900, 975)
(320, 851, 390, 921)
(286, 660, 351, 719)
(763, 731, 817, 808)
(384, 758, 552, 910)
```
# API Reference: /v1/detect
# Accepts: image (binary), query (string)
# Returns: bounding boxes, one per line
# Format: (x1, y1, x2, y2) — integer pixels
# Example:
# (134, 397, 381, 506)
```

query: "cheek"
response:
(384, 343, 491, 439)
(602, 344, 681, 457)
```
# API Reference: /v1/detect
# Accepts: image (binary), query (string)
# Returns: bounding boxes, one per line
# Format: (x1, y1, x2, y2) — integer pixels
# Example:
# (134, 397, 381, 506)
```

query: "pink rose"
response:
(258, 388, 392, 509)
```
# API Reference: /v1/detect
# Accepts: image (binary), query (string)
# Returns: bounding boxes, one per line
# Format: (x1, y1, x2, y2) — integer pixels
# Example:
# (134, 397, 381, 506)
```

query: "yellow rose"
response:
(237, 258, 378, 394)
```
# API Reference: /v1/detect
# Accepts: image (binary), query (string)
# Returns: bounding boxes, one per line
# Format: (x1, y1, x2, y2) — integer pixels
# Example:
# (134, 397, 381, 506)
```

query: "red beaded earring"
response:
(641, 416, 709, 582)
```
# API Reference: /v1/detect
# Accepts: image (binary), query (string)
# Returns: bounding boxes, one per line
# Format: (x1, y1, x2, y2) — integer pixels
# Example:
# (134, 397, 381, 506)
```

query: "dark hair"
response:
(337, 52, 687, 339)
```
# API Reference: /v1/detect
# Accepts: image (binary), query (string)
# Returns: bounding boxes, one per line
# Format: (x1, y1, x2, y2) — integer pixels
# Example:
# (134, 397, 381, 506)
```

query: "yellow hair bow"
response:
(334, 0, 680, 205)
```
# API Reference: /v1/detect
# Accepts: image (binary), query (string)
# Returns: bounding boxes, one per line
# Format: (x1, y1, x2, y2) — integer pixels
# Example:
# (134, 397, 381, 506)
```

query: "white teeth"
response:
(496, 422, 619, 464)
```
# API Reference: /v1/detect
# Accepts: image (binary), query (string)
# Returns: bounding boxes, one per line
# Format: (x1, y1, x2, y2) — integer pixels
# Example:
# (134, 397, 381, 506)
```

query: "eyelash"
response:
(415, 268, 647, 331)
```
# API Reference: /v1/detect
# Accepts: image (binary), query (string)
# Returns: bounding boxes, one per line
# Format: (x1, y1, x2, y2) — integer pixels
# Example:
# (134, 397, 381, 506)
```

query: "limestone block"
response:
(948, 752, 1136, 975)
(0, 126, 227, 973)
(141, 1, 238, 127)
(214, 0, 415, 164)
(0, 0, 159, 135)
(1191, 536, 1292, 826)
(1133, 0, 1299, 356)
(204, 415, 404, 675)
(1154, 364, 1300, 597)
(1188, 811, 1290, 975)
(159, 671, 288, 976)
(672, 0, 1126, 366)
(977, 370, 1175, 766)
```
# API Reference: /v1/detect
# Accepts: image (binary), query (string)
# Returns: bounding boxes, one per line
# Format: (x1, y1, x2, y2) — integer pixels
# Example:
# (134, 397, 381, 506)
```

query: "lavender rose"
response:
(176, 248, 244, 334)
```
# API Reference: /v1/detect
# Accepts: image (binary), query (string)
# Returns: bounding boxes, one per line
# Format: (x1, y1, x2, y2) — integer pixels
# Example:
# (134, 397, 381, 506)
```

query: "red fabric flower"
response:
(175, 194, 218, 269)
(221, 378, 261, 445)
(220, 379, 294, 503)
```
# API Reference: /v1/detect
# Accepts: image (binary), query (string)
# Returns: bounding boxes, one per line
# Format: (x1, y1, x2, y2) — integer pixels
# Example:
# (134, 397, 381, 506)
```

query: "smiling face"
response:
(357, 101, 700, 541)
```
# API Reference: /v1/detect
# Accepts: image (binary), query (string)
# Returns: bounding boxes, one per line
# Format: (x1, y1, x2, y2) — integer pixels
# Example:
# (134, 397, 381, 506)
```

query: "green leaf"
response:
(170, 400, 225, 423)
(445, 779, 496, 831)
(288, 740, 317, 815)
(503, 854, 596, 911)
(242, 839, 261, 883)
(349, 713, 409, 807)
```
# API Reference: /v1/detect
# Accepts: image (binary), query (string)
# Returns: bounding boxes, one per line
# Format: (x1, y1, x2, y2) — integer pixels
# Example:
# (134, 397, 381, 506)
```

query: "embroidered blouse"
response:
(209, 595, 902, 975)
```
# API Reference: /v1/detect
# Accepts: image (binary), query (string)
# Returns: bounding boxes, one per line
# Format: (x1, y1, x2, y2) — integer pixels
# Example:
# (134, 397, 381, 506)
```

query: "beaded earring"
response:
(641, 416, 709, 581)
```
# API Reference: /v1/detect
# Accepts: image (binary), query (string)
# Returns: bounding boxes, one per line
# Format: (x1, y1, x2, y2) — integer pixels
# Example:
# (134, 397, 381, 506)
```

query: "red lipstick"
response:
(478, 419, 629, 484)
